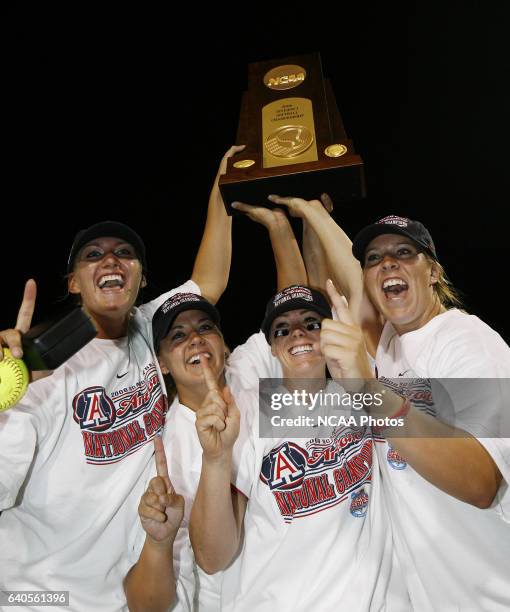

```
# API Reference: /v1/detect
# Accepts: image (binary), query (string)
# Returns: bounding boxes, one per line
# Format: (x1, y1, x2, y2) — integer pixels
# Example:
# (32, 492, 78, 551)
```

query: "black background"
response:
(3, 4, 510, 347)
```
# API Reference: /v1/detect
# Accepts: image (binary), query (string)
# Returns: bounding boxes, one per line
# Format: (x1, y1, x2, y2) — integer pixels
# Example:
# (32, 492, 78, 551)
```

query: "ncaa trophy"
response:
(219, 53, 366, 213)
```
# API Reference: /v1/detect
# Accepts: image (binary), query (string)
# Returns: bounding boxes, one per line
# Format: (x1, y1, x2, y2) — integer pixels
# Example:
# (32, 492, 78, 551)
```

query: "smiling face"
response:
(158, 309, 226, 393)
(270, 309, 326, 378)
(363, 233, 442, 334)
(68, 236, 145, 328)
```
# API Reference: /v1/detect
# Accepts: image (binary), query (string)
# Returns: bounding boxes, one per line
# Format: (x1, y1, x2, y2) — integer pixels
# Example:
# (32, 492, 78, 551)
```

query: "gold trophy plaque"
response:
(220, 53, 366, 213)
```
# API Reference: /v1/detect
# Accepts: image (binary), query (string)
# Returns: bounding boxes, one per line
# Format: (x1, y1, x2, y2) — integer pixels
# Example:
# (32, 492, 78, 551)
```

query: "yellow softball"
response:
(0, 348, 30, 412)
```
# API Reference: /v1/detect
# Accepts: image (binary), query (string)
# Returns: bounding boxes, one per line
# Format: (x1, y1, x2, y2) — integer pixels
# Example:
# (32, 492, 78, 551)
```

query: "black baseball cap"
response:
(67, 221, 147, 273)
(261, 285, 331, 343)
(352, 215, 437, 264)
(152, 293, 221, 353)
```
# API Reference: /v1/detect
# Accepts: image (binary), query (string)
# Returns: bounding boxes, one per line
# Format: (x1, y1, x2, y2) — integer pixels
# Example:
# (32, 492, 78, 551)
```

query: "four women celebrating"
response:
(1, 160, 509, 611)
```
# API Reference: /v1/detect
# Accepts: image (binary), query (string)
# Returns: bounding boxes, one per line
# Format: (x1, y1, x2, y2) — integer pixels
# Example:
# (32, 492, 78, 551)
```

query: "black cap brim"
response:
(262, 298, 331, 342)
(352, 224, 436, 263)
(153, 300, 221, 354)
(67, 221, 147, 272)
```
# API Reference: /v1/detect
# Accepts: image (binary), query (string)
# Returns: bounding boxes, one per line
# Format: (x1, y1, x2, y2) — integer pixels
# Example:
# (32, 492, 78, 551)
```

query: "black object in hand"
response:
(22, 308, 97, 371)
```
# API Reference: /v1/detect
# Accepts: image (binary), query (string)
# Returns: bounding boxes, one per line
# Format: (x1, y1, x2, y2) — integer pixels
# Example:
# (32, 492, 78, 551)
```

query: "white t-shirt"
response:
(375, 309, 510, 611)
(133, 396, 220, 612)
(221, 382, 400, 612)
(227, 330, 282, 390)
(130, 332, 281, 611)
(0, 279, 199, 612)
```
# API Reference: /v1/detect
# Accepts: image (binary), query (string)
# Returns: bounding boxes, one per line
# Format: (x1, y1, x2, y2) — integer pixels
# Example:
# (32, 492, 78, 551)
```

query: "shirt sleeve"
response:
(425, 378, 510, 524)
(422, 323, 510, 442)
(477, 437, 510, 523)
(228, 332, 283, 393)
(431, 378, 504, 439)
(0, 409, 38, 509)
(0, 372, 61, 510)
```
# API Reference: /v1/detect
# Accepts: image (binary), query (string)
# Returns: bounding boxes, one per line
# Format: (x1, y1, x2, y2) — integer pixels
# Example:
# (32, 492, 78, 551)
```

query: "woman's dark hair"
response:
(162, 373, 178, 405)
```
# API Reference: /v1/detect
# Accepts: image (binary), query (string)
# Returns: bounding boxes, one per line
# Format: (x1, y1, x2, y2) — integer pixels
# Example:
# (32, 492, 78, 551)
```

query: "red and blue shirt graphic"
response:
(73, 363, 167, 465)
(260, 428, 373, 523)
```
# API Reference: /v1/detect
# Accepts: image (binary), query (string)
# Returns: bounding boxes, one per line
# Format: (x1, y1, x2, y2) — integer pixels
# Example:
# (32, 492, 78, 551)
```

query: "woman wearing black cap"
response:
(124, 205, 314, 611)
(0, 146, 244, 612)
(188, 276, 403, 610)
(348, 215, 510, 611)
(127, 293, 228, 612)
(266, 196, 510, 610)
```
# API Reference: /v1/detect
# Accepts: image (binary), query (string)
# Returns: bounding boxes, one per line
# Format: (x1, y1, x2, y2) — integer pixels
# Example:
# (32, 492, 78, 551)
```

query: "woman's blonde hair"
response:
(428, 257, 464, 310)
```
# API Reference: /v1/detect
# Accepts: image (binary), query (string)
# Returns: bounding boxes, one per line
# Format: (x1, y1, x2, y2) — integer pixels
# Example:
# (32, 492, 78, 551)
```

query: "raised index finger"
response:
(200, 355, 219, 392)
(15, 279, 37, 333)
(154, 435, 170, 482)
(326, 279, 354, 326)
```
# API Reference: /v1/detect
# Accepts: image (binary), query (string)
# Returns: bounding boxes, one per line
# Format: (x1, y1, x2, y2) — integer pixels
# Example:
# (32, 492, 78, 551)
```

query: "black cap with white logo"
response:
(152, 293, 221, 354)
(352, 215, 437, 264)
(261, 285, 331, 343)
(67, 221, 147, 273)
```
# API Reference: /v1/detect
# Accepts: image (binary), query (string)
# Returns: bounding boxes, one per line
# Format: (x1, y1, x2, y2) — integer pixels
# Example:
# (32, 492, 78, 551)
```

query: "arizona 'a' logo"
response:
(350, 488, 369, 517)
(260, 442, 307, 491)
(73, 386, 116, 432)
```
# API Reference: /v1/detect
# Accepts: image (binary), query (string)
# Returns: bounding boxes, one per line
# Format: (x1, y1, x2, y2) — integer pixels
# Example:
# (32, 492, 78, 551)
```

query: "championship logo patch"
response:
(73, 386, 116, 432)
(160, 292, 201, 314)
(378, 215, 409, 227)
(387, 445, 407, 470)
(273, 285, 313, 308)
(350, 488, 369, 517)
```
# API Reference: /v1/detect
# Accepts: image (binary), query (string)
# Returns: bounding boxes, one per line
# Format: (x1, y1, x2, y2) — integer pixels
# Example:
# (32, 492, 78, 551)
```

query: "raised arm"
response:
(231, 203, 307, 290)
(302, 194, 333, 294)
(189, 357, 246, 574)
(320, 280, 502, 509)
(124, 437, 184, 612)
(191, 145, 245, 304)
(267, 195, 383, 355)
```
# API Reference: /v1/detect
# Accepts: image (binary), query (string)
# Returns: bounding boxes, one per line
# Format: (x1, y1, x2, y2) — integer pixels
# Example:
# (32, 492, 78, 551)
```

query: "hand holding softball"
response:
(139, 436, 184, 545)
(195, 356, 240, 461)
(0, 279, 36, 361)
(0, 280, 37, 411)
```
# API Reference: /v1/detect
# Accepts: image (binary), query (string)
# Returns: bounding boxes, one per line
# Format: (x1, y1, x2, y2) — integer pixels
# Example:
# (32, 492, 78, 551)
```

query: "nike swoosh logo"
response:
(398, 370, 410, 377)
(116, 372, 128, 379)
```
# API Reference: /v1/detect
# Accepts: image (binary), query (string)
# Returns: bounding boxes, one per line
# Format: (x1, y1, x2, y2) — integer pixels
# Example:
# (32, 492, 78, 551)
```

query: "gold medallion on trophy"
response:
(264, 126, 314, 158)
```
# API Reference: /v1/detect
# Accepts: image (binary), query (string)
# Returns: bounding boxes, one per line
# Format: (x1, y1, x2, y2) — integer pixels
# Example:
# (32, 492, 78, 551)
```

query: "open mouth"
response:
(382, 278, 408, 298)
(97, 274, 125, 290)
(289, 344, 313, 356)
(187, 352, 212, 365)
